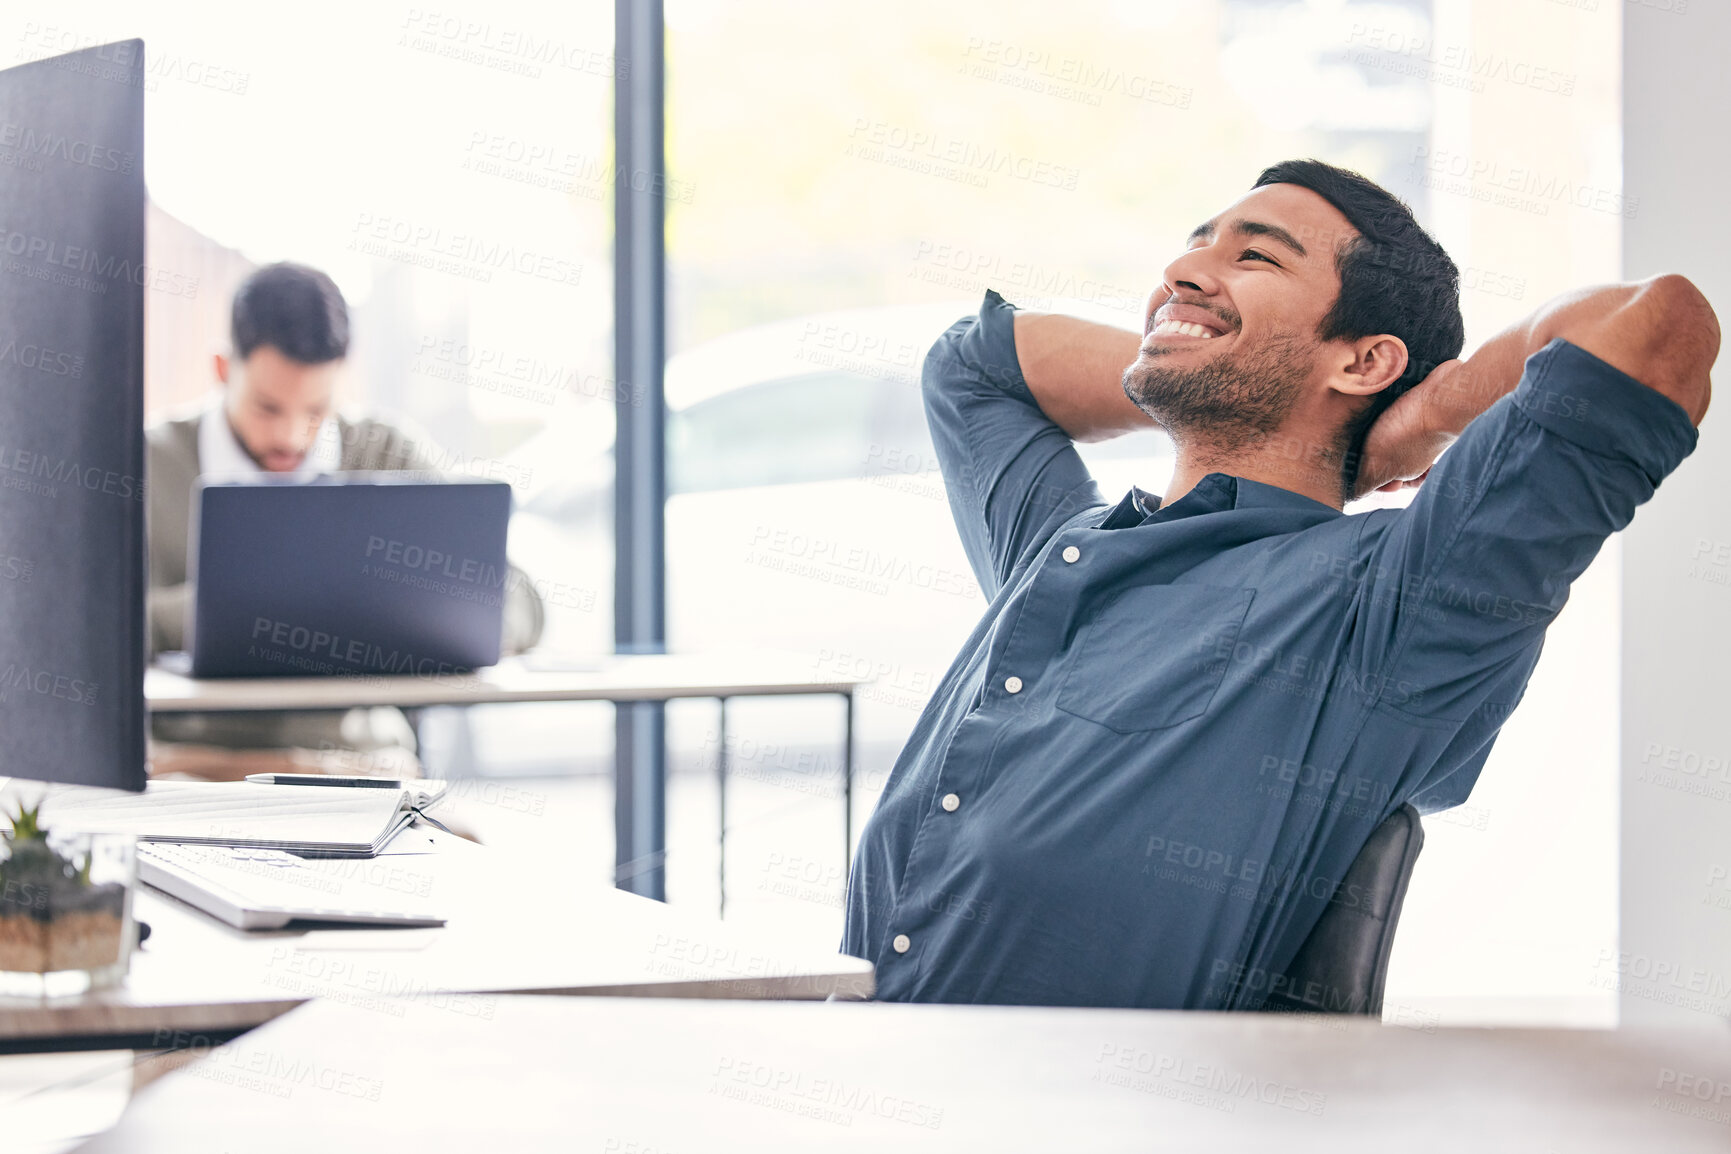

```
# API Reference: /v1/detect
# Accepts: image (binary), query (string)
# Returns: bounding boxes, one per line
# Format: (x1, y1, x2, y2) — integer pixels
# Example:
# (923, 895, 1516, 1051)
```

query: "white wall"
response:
(1620, 0, 1731, 1027)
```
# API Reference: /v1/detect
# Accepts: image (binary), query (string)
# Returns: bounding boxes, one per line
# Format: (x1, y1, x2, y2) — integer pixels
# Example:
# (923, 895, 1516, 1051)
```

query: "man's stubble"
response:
(1121, 329, 1317, 458)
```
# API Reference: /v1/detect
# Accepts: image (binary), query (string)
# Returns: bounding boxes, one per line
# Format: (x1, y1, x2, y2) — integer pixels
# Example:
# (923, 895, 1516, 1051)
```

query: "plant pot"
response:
(0, 831, 137, 997)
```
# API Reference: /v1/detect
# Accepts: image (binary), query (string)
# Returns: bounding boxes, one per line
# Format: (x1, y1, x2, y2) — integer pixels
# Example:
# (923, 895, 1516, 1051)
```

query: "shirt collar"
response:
(1100, 487, 1151, 530)
(197, 400, 341, 479)
(1230, 476, 1345, 518)
(1101, 474, 1344, 529)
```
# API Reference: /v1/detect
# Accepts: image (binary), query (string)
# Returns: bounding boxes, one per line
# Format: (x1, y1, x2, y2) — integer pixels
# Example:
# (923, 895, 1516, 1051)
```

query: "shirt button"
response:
(1004, 676, 1023, 694)
(941, 793, 960, 812)
(892, 934, 911, 954)
(1062, 545, 1080, 563)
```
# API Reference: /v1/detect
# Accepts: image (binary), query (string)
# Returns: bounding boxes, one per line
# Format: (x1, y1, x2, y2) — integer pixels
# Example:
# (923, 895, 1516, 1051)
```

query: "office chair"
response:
(1261, 803, 1425, 1017)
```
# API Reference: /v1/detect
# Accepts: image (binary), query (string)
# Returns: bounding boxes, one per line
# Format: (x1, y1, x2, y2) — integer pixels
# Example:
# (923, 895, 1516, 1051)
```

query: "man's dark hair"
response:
(231, 262, 350, 364)
(1251, 159, 1463, 494)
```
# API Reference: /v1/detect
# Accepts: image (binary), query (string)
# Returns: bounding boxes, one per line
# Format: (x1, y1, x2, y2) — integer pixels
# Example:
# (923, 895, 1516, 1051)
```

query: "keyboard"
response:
(138, 842, 447, 930)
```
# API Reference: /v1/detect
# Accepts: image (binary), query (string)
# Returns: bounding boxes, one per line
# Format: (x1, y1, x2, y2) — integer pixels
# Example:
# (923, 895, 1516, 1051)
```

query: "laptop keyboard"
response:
(138, 842, 446, 929)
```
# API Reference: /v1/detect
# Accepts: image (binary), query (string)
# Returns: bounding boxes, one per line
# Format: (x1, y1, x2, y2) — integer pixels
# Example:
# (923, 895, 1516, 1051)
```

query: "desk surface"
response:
(0, 830, 872, 1049)
(145, 650, 867, 712)
(76, 994, 1731, 1152)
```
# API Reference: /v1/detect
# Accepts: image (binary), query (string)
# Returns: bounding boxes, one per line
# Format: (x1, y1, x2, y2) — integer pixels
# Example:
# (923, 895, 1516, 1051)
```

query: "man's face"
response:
(217, 345, 339, 472)
(1123, 183, 1358, 454)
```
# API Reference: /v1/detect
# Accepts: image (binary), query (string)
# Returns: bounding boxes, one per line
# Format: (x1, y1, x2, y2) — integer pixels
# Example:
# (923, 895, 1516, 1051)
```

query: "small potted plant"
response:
(0, 799, 136, 993)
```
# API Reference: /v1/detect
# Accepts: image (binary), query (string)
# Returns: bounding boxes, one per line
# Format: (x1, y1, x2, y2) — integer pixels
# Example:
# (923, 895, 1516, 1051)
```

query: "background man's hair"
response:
(231, 262, 350, 364)
(1251, 159, 1464, 493)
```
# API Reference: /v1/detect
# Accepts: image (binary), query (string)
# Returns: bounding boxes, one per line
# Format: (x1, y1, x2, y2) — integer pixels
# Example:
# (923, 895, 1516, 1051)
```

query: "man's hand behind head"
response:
(1351, 358, 1463, 500)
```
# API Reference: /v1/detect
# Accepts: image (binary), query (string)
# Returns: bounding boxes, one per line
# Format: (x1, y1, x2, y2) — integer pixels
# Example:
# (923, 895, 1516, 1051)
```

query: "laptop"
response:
(184, 474, 513, 678)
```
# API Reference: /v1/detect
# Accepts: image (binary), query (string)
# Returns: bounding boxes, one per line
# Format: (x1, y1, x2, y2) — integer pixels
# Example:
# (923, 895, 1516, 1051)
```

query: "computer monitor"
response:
(0, 41, 147, 791)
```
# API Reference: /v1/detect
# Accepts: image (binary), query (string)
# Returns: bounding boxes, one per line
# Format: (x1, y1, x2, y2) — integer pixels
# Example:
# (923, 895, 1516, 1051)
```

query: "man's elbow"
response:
(1641, 274, 1719, 345)
(1553, 274, 1718, 426)
(1623, 275, 1717, 425)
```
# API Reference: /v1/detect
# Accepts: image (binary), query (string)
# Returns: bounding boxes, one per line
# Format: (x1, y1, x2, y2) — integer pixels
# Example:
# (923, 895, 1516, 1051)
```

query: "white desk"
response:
(146, 651, 871, 905)
(144, 652, 864, 712)
(0, 829, 872, 1052)
(71, 994, 1731, 1152)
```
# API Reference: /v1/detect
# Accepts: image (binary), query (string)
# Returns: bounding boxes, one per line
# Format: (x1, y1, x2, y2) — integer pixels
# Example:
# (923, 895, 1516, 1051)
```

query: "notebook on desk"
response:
(4, 780, 447, 857)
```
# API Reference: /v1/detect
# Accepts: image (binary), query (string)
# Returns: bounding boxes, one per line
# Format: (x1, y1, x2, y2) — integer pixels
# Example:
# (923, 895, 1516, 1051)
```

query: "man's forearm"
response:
(1420, 276, 1718, 439)
(1408, 315, 1544, 444)
(1011, 310, 1152, 442)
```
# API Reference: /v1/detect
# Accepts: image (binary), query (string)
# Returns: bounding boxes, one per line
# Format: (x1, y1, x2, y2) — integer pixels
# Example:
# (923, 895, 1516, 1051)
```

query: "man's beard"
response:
(1121, 331, 1315, 456)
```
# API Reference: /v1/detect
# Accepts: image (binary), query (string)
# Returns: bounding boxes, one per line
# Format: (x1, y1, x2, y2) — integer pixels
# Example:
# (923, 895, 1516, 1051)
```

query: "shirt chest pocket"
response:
(1054, 585, 1255, 733)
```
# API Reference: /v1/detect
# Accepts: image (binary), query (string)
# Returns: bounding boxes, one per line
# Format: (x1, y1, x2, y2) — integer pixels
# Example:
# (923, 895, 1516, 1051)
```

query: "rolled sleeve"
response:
(922, 290, 1103, 597)
(1513, 338, 1699, 480)
(1353, 338, 1698, 732)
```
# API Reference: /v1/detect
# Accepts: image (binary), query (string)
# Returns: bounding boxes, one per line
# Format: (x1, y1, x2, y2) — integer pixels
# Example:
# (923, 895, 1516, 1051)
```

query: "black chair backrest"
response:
(1261, 804, 1424, 1017)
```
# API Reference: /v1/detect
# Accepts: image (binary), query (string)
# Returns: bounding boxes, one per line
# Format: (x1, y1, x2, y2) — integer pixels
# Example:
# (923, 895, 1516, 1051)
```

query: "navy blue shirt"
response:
(842, 289, 1697, 1010)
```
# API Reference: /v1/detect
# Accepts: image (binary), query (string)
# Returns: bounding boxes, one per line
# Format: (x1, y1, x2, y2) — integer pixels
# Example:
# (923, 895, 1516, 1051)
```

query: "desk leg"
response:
(717, 696, 729, 919)
(614, 701, 667, 900)
(843, 690, 855, 868)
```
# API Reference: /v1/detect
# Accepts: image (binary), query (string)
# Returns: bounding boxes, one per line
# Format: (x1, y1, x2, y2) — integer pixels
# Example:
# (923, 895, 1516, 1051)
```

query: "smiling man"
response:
(842, 159, 1718, 1010)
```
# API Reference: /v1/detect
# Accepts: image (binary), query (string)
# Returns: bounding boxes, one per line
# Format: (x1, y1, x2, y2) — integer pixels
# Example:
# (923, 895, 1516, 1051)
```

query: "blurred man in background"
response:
(146, 262, 544, 779)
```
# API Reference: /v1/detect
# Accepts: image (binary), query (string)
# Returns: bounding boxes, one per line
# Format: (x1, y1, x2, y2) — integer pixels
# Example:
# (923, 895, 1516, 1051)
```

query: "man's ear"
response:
(1330, 335, 1408, 399)
(214, 353, 231, 386)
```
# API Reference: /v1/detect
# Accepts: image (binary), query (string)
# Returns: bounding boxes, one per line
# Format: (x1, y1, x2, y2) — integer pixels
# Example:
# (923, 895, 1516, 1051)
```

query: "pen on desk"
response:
(244, 773, 409, 788)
